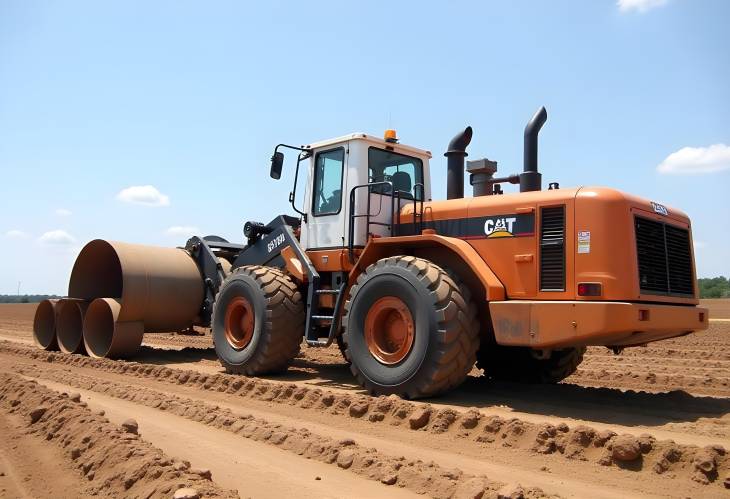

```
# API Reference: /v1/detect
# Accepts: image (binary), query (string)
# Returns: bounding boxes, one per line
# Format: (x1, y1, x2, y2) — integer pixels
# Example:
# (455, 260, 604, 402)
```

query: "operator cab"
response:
(271, 132, 432, 251)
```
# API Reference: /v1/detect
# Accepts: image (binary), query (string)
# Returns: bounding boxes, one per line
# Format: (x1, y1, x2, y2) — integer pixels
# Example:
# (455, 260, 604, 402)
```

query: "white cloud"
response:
(165, 226, 199, 237)
(116, 185, 170, 207)
(618, 0, 667, 13)
(55, 208, 72, 217)
(38, 230, 76, 246)
(657, 144, 730, 175)
(5, 229, 29, 239)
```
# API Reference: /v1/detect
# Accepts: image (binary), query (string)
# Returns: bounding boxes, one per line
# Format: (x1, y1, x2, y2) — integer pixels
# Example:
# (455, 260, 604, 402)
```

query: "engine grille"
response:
(540, 206, 565, 291)
(635, 216, 694, 297)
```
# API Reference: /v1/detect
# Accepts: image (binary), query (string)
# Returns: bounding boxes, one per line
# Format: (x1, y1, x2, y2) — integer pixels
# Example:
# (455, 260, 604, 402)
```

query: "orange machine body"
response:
(336, 185, 709, 350)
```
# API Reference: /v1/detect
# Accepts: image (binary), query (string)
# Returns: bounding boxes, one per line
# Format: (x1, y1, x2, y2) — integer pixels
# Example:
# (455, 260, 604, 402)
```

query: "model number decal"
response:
(651, 202, 668, 216)
(267, 233, 285, 253)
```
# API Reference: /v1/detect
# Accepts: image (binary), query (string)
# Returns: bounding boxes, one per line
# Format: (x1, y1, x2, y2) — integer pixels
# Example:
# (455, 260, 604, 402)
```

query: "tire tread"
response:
(212, 266, 303, 375)
(343, 256, 479, 398)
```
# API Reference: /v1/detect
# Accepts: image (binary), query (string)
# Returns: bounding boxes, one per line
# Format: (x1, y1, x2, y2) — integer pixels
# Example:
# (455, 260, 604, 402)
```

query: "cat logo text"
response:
(484, 217, 517, 238)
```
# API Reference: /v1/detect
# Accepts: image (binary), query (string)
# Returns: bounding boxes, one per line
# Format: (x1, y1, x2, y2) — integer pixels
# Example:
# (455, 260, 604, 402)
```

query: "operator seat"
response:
(321, 189, 342, 213)
(392, 171, 413, 199)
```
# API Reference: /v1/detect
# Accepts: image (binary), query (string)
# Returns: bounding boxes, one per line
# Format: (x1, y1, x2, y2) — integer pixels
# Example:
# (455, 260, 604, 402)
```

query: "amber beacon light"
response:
(384, 129, 398, 143)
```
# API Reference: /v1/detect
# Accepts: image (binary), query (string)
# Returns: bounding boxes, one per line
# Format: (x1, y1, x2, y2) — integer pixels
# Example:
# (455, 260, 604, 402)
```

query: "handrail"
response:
(411, 183, 425, 235)
(348, 181, 392, 263)
(347, 181, 426, 263)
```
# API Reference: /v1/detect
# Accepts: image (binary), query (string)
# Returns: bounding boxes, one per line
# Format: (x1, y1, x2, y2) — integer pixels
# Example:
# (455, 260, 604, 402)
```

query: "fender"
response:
(349, 233, 505, 302)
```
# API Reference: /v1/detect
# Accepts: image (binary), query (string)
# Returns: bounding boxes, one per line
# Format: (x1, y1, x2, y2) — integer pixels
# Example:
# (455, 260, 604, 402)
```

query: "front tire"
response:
(342, 256, 479, 399)
(212, 266, 304, 375)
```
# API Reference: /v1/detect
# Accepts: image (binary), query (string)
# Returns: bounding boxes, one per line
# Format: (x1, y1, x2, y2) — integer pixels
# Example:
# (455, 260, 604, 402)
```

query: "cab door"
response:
(302, 145, 348, 250)
(351, 146, 425, 246)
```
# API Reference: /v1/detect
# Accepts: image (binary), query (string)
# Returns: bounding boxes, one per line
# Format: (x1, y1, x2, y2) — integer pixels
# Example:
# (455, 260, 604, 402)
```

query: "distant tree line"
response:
(0, 295, 61, 304)
(699, 277, 730, 299)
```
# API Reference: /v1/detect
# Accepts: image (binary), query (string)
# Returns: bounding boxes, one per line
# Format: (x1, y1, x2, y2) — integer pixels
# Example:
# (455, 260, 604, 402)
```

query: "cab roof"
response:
(303, 133, 433, 159)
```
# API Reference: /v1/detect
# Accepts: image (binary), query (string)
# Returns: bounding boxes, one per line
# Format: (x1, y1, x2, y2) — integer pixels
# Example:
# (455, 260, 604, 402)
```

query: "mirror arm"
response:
(289, 153, 308, 222)
(274, 143, 311, 156)
(270, 143, 311, 223)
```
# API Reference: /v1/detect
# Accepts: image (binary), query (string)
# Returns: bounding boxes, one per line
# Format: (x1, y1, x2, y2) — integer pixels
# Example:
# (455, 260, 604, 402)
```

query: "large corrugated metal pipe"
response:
(56, 298, 88, 354)
(67, 239, 205, 358)
(32, 299, 60, 351)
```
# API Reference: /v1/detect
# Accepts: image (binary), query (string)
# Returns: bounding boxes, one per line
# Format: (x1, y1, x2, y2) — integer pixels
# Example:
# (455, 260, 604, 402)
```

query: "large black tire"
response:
(477, 345, 585, 384)
(336, 333, 351, 364)
(212, 266, 304, 375)
(342, 256, 479, 399)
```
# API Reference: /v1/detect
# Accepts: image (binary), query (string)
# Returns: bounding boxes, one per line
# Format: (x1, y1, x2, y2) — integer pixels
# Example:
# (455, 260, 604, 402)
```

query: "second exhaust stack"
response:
(520, 106, 547, 192)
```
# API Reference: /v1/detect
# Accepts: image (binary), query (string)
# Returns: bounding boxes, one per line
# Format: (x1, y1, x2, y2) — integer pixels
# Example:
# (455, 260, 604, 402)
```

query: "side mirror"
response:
(270, 152, 284, 179)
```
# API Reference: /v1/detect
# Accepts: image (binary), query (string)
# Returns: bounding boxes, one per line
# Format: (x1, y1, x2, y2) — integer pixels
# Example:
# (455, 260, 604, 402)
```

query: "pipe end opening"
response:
(33, 300, 58, 350)
(57, 300, 87, 354)
(68, 240, 123, 299)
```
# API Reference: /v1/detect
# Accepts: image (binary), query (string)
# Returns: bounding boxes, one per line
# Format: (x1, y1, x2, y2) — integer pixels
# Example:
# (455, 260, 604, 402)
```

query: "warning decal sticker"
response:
(577, 231, 591, 254)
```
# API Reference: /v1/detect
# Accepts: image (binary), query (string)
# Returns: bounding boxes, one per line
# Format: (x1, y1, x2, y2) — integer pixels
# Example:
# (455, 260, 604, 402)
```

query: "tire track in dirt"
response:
(11, 366, 549, 499)
(9, 365, 651, 499)
(7, 340, 730, 436)
(5, 343, 730, 498)
(0, 372, 238, 499)
(31, 377, 424, 499)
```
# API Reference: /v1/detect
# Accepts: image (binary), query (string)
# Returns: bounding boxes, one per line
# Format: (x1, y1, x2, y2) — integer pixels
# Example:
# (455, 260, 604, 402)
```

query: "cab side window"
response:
(312, 148, 345, 216)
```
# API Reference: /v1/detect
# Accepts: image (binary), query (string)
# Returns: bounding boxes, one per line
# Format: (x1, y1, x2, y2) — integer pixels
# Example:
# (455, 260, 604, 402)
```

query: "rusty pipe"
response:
(83, 298, 144, 358)
(33, 299, 60, 350)
(68, 239, 204, 332)
(56, 298, 88, 354)
(219, 257, 232, 276)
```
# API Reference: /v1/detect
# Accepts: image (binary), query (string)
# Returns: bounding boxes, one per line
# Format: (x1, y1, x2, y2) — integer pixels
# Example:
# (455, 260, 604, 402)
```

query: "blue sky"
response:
(1, 0, 728, 294)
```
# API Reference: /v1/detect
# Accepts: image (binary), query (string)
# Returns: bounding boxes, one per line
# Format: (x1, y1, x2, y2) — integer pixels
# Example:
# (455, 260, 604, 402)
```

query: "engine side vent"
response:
(540, 206, 565, 291)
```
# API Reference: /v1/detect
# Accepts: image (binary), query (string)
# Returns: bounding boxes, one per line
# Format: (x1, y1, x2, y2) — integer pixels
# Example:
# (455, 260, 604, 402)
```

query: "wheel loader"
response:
(34, 106, 709, 398)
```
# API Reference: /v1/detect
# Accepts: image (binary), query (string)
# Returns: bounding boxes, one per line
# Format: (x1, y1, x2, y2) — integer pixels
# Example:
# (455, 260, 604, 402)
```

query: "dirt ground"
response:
(1, 301, 729, 498)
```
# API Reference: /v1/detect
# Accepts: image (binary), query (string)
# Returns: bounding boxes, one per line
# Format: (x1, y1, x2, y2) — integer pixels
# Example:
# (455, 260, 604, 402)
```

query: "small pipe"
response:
(83, 298, 143, 359)
(32, 299, 60, 351)
(520, 106, 547, 192)
(445, 127, 473, 200)
(56, 298, 88, 354)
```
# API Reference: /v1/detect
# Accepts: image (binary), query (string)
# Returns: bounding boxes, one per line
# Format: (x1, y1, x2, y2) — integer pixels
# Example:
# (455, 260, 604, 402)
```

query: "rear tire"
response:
(343, 256, 479, 399)
(212, 266, 304, 375)
(336, 333, 351, 364)
(477, 345, 585, 384)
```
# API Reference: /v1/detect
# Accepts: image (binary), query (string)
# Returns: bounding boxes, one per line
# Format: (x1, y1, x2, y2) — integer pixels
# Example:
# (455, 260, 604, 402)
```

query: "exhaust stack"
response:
(445, 126, 473, 200)
(520, 106, 547, 193)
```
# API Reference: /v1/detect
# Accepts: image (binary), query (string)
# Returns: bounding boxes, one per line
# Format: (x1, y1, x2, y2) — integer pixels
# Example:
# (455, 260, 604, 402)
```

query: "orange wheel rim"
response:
(224, 296, 254, 350)
(364, 296, 414, 365)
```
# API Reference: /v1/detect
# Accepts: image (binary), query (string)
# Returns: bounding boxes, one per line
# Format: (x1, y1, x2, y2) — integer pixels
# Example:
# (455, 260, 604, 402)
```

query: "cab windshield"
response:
(368, 147, 423, 201)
